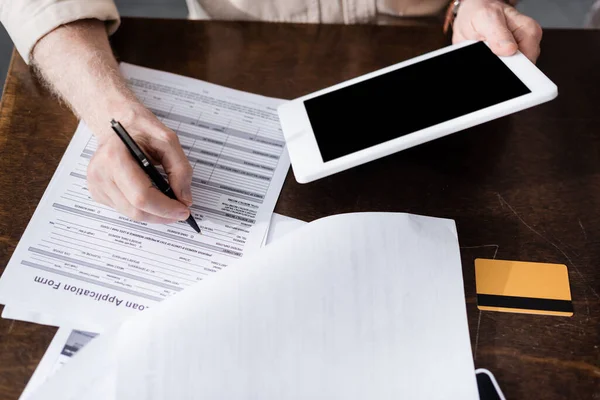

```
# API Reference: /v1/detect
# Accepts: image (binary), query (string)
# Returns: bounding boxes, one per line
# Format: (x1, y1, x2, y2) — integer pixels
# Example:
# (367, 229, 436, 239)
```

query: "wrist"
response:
(444, 0, 515, 34)
(86, 96, 148, 144)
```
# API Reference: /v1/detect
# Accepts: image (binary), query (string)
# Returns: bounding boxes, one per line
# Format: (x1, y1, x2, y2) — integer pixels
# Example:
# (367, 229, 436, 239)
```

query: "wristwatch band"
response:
(443, 0, 461, 35)
(443, 0, 519, 35)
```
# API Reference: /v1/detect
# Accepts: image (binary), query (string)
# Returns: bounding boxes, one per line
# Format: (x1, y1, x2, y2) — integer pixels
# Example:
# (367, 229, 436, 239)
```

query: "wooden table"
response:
(1, 18, 599, 400)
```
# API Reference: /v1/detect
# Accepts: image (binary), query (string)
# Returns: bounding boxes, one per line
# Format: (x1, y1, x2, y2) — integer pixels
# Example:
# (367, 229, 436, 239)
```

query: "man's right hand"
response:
(88, 106, 194, 224)
(31, 19, 195, 224)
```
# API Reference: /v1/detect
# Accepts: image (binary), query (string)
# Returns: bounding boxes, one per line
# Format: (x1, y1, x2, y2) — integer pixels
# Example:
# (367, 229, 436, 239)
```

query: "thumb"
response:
(150, 129, 194, 207)
(472, 5, 518, 56)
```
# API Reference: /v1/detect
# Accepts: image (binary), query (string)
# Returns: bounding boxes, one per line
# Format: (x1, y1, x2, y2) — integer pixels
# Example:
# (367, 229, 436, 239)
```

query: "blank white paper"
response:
(31, 212, 478, 400)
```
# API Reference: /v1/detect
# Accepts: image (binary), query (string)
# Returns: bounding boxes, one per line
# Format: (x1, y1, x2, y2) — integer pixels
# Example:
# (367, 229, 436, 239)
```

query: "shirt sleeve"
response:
(0, 0, 120, 64)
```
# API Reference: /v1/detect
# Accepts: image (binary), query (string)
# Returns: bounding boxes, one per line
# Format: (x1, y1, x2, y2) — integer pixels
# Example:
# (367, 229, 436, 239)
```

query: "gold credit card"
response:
(475, 259, 573, 317)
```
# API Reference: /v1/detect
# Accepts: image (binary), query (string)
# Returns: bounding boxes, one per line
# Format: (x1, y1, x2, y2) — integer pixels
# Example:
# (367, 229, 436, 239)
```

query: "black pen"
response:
(110, 119, 201, 233)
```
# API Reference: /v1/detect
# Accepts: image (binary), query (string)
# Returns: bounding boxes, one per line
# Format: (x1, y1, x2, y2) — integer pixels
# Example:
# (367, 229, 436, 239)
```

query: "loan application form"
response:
(0, 63, 290, 331)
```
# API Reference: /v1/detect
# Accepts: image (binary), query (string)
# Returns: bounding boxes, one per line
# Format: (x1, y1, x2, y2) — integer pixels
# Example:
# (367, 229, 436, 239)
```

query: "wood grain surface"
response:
(0, 18, 599, 399)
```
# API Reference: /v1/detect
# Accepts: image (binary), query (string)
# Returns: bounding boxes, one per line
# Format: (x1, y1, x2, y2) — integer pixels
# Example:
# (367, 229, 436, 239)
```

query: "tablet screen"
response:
(304, 41, 531, 162)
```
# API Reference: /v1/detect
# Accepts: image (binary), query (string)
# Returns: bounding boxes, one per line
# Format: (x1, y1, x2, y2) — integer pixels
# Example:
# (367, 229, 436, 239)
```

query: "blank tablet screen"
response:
(304, 42, 531, 162)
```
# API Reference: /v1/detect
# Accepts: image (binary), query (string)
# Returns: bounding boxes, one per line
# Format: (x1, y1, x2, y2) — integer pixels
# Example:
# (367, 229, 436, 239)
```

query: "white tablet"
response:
(278, 40, 557, 183)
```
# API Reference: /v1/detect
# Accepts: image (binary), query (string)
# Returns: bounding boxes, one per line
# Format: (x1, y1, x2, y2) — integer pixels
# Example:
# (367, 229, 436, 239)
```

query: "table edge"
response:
(0, 48, 17, 115)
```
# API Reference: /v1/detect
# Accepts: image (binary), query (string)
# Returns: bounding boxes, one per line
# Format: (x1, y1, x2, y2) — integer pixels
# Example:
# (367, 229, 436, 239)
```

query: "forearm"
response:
(31, 19, 139, 140)
(30, 19, 193, 222)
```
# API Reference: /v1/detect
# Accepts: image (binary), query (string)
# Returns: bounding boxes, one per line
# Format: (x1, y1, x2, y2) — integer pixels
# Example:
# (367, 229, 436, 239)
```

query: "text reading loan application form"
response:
(0, 64, 290, 332)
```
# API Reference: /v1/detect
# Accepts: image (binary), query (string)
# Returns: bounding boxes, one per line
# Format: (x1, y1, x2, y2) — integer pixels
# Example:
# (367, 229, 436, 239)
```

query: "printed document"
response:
(0, 63, 290, 331)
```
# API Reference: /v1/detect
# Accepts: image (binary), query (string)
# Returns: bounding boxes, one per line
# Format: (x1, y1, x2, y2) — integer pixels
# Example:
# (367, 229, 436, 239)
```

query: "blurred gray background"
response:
(0, 0, 598, 88)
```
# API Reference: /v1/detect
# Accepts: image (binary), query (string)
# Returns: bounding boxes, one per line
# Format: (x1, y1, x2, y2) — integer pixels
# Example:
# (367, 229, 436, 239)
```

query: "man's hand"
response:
(452, 0, 543, 63)
(88, 105, 193, 224)
(32, 19, 194, 223)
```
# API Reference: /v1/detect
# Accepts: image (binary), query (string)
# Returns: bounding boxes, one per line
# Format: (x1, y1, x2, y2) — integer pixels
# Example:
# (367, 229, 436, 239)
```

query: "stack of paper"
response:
(20, 213, 308, 400)
(0, 64, 479, 400)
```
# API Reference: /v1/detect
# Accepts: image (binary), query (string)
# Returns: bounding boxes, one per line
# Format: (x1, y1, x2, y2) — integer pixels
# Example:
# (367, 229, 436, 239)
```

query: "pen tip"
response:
(187, 215, 201, 234)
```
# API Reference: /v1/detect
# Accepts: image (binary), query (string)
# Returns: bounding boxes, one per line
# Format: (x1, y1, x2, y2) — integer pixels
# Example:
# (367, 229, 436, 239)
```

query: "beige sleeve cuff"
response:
(1, 0, 120, 64)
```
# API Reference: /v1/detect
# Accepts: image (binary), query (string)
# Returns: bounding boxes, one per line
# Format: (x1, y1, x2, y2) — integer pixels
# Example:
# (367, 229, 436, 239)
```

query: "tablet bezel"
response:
(277, 40, 557, 183)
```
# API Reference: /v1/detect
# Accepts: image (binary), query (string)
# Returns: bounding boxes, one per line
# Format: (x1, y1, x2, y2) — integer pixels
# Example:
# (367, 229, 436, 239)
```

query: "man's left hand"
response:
(452, 0, 543, 63)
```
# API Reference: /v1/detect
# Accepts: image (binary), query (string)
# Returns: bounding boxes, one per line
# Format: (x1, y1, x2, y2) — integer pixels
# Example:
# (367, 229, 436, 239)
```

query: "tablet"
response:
(278, 41, 558, 183)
